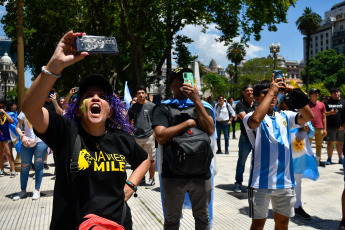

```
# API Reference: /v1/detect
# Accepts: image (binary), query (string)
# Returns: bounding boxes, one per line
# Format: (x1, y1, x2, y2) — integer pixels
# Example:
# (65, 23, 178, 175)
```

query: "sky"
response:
(179, 0, 342, 68)
(0, 0, 342, 88)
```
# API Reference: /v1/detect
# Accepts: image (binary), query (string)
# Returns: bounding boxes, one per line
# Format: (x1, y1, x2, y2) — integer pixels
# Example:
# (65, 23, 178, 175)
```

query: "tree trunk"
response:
(306, 35, 310, 93)
(130, 37, 144, 92)
(234, 63, 238, 98)
(165, 38, 172, 99)
(165, 0, 173, 99)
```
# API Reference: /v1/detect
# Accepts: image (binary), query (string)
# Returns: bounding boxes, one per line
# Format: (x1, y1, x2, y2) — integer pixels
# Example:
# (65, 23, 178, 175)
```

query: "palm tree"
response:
(227, 42, 246, 97)
(296, 7, 322, 92)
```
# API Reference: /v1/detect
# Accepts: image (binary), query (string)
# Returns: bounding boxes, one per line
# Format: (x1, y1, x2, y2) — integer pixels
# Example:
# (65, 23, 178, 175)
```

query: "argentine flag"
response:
(291, 125, 319, 181)
(124, 81, 132, 110)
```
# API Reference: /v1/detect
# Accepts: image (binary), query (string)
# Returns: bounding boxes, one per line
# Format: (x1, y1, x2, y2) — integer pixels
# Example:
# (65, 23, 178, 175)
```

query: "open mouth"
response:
(90, 104, 101, 115)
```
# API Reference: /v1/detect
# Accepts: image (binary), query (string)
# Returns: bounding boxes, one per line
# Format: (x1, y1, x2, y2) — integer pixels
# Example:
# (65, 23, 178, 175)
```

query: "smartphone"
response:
(75, 35, 119, 54)
(74, 87, 79, 92)
(273, 70, 284, 82)
(48, 90, 54, 98)
(183, 72, 194, 86)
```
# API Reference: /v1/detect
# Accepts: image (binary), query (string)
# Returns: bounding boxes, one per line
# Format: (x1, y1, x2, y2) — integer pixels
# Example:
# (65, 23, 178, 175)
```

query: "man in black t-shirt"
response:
(152, 67, 215, 230)
(324, 87, 345, 165)
(234, 84, 258, 193)
(22, 31, 150, 230)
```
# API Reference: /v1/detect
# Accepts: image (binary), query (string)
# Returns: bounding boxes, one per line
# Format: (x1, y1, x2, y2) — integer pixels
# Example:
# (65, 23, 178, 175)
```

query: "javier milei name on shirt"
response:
(78, 149, 126, 172)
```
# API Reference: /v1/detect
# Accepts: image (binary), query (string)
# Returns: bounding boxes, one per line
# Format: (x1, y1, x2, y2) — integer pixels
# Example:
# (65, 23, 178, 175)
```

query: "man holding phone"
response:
(243, 76, 313, 230)
(152, 67, 216, 229)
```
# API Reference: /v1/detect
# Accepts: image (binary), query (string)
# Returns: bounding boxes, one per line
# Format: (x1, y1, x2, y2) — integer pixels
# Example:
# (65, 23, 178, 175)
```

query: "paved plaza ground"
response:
(0, 130, 343, 229)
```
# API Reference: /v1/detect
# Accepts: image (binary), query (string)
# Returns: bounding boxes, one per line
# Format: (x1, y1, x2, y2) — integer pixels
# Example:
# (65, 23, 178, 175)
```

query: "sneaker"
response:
(319, 161, 326, 167)
(339, 219, 345, 229)
(146, 178, 155, 188)
(10, 171, 16, 178)
(339, 157, 344, 164)
(216, 150, 222, 154)
(294, 206, 311, 220)
(13, 191, 27, 201)
(325, 158, 332, 165)
(234, 182, 242, 193)
(32, 190, 40, 200)
(139, 178, 146, 186)
(225, 150, 229, 155)
(0, 170, 4, 177)
(43, 163, 49, 170)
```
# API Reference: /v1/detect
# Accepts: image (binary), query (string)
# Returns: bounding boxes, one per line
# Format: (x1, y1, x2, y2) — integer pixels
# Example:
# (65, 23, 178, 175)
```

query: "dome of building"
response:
(1, 52, 12, 64)
(209, 59, 217, 69)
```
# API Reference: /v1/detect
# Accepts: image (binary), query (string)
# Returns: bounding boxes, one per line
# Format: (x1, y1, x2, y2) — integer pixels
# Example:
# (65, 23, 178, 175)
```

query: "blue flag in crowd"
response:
(124, 81, 132, 109)
(291, 123, 319, 181)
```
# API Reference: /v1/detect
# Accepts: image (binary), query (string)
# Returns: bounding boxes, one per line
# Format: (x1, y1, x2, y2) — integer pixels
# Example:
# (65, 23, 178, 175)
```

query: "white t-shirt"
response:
(243, 110, 299, 189)
(18, 112, 42, 143)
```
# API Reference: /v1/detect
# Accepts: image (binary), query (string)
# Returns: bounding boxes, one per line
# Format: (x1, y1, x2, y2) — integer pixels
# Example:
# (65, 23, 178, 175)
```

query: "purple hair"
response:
(64, 94, 134, 134)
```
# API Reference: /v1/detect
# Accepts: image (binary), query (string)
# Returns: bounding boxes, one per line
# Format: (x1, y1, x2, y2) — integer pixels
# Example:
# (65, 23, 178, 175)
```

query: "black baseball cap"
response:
(77, 74, 113, 97)
(309, 88, 320, 95)
(170, 67, 193, 84)
(330, 87, 340, 93)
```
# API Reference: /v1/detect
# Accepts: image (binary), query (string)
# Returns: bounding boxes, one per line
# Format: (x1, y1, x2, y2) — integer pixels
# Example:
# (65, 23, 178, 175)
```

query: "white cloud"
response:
(178, 24, 264, 68)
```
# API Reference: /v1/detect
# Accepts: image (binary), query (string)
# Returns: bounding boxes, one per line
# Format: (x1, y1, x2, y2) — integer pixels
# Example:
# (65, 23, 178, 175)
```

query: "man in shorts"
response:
(243, 76, 313, 229)
(129, 86, 156, 186)
(324, 87, 345, 165)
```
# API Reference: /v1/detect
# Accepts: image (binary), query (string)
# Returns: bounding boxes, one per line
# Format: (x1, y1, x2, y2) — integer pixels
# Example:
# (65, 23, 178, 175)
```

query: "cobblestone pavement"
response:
(0, 130, 343, 229)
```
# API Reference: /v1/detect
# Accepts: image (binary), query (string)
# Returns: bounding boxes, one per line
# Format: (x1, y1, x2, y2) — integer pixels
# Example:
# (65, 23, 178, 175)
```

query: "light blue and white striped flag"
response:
(124, 81, 132, 109)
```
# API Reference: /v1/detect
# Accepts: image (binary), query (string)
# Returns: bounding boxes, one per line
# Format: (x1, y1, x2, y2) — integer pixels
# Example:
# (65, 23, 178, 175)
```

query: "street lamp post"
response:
(269, 43, 280, 69)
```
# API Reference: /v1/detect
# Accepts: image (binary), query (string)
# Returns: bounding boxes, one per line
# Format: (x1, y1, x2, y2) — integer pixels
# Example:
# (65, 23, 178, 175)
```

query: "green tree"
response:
(307, 82, 330, 100)
(302, 49, 345, 90)
(173, 35, 196, 68)
(201, 73, 230, 98)
(239, 58, 275, 85)
(226, 42, 246, 85)
(296, 7, 322, 92)
(1, 0, 297, 98)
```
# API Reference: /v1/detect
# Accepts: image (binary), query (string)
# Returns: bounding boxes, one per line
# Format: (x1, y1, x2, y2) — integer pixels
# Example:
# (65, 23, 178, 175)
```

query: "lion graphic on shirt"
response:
(78, 149, 94, 170)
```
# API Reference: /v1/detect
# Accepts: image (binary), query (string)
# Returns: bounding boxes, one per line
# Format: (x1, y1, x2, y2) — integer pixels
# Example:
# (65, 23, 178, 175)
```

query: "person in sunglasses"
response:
(243, 75, 314, 230)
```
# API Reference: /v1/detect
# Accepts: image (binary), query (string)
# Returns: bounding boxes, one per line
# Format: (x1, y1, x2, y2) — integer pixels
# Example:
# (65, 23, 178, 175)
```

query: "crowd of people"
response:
(1, 30, 345, 230)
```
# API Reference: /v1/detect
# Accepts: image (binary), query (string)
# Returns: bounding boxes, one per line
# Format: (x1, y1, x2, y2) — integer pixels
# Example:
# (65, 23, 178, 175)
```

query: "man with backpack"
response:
(152, 67, 216, 230)
(215, 95, 235, 154)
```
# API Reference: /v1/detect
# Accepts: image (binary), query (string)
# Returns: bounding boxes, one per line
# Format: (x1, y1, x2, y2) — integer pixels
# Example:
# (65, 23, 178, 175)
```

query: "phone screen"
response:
(183, 72, 194, 86)
(273, 70, 284, 82)
(48, 90, 54, 98)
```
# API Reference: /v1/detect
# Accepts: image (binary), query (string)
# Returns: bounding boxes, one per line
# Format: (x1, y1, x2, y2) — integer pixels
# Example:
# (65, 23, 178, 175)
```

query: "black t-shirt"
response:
(235, 99, 258, 135)
(35, 110, 148, 230)
(324, 98, 345, 128)
(44, 100, 62, 113)
(152, 104, 214, 179)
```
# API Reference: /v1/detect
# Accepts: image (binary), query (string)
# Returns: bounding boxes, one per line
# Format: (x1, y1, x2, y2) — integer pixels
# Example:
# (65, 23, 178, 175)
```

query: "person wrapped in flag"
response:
(243, 75, 314, 230)
(278, 94, 319, 220)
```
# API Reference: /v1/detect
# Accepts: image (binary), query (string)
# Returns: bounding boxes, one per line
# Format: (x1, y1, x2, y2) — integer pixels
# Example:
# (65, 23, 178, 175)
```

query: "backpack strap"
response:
(70, 134, 81, 173)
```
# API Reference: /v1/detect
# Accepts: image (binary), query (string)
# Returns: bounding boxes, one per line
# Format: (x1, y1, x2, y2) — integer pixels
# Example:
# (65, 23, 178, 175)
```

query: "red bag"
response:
(79, 214, 125, 230)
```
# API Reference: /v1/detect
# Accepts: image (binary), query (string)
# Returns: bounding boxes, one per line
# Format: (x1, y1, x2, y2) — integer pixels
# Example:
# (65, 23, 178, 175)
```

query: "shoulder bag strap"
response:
(120, 202, 127, 226)
(70, 134, 81, 174)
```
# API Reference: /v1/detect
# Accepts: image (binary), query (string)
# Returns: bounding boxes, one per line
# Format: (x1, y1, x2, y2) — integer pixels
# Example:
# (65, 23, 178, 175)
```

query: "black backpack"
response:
(163, 105, 214, 175)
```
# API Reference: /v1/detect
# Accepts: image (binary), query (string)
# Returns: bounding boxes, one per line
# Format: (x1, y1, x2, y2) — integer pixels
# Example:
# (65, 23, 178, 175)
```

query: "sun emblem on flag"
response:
(292, 137, 305, 154)
(281, 117, 287, 127)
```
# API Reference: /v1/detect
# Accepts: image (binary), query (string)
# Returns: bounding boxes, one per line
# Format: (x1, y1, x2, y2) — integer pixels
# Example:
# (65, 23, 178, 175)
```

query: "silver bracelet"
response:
(41, 66, 61, 78)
